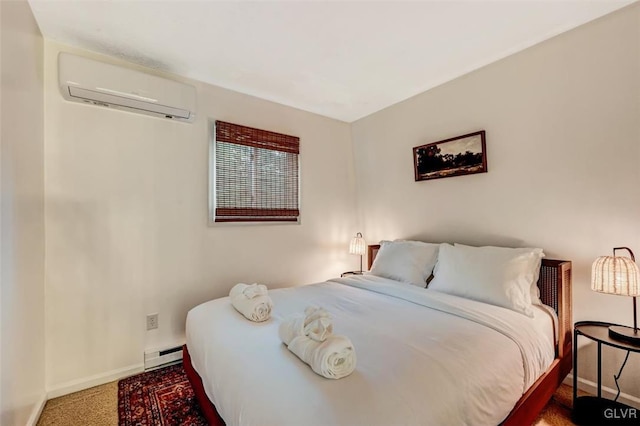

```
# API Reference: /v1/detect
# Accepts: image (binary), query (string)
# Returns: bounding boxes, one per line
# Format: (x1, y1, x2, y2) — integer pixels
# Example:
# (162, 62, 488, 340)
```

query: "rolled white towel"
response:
(304, 306, 331, 323)
(279, 306, 333, 344)
(304, 317, 333, 342)
(287, 334, 357, 379)
(244, 283, 268, 299)
(229, 283, 268, 299)
(278, 314, 306, 345)
(229, 283, 273, 322)
(303, 306, 333, 342)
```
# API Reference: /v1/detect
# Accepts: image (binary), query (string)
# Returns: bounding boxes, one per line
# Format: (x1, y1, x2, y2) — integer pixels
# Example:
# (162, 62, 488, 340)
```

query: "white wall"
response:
(0, 0, 46, 424)
(44, 41, 358, 394)
(38, 1, 640, 404)
(352, 4, 640, 401)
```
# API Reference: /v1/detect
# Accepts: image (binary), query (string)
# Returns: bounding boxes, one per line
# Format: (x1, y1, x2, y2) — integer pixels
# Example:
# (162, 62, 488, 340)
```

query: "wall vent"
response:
(144, 345, 183, 371)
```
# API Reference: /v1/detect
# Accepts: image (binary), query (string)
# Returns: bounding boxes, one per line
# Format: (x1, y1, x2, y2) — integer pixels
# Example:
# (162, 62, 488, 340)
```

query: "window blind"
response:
(214, 121, 300, 223)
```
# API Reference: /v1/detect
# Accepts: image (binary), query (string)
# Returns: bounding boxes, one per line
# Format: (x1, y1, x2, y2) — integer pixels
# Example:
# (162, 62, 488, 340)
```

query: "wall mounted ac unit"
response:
(58, 53, 197, 123)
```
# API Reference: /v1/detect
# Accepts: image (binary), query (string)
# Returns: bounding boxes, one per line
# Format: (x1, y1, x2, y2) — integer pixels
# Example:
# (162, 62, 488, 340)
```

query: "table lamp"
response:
(349, 232, 366, 273)
(591, 247, 640, 344)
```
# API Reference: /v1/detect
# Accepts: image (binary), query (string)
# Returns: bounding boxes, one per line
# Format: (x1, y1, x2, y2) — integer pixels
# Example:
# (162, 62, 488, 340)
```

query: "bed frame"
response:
(183, 244, 572, 426)
(368, 244, 573, 426)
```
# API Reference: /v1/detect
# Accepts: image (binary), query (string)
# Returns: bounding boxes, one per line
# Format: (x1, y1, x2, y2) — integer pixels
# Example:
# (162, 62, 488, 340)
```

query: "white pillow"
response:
(369, 240, 439, 287)
(527, 253, 544, 305)
(454, 244, 545, 305)
(429, 243, 544, 317)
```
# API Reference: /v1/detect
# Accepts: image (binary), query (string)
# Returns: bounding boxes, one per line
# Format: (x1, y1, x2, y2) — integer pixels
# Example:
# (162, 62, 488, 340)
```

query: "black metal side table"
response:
(573, 321, 640, 425)
(340, 271, 364, 277)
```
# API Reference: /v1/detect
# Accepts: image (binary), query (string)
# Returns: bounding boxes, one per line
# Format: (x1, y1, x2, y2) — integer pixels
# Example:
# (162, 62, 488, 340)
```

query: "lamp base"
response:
(608, 325, 640, 345)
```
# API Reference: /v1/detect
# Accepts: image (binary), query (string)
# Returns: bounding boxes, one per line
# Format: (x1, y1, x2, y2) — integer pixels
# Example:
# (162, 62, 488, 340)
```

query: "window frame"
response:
(208, 119, 301, 226)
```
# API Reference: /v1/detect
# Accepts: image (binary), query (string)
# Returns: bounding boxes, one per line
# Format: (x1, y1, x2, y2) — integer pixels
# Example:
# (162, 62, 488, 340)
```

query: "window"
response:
(211, 120, 300, 223)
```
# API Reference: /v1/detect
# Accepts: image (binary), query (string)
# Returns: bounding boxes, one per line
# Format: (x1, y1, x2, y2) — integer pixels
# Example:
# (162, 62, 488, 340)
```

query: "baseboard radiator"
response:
(144, 345, 183, 371)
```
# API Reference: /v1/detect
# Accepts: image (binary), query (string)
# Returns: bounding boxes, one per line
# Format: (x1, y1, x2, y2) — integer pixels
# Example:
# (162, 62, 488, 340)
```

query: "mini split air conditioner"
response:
(58, 53, 197, 122)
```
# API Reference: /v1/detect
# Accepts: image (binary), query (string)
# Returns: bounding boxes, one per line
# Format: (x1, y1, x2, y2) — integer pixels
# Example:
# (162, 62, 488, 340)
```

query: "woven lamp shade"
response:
(591, 255, 640, 296)
(349, 233, 366, 256)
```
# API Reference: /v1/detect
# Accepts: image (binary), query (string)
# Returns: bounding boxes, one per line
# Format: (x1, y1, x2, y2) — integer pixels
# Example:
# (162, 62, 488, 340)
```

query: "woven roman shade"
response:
(591, 255, 640, 296)
(214, 121, 299, 223)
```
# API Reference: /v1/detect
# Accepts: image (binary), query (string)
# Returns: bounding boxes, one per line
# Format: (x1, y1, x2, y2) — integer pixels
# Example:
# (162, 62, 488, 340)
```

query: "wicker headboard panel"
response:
(366, 244, 572, 361)
(367, 245, 380, 270)
(538, 259, 572, 359)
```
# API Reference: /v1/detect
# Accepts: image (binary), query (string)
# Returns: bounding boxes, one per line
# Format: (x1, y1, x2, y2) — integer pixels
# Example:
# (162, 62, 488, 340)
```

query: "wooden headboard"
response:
(367, 244, 572, 372)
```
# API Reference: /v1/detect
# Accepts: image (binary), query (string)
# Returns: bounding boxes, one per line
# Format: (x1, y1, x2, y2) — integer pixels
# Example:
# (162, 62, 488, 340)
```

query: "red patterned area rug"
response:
(118, 363, 207, 425)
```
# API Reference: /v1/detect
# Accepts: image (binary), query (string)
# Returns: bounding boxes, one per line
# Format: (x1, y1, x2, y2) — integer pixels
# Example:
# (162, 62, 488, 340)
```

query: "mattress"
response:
(186, 275, 555, 426)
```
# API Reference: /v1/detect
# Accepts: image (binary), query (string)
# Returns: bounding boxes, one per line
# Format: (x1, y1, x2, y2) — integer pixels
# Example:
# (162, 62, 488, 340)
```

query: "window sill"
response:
(207, 218, 301, 227)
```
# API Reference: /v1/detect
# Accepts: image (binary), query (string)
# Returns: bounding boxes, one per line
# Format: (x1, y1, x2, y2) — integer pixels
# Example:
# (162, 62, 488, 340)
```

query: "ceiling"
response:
(28, 0, 635, 122)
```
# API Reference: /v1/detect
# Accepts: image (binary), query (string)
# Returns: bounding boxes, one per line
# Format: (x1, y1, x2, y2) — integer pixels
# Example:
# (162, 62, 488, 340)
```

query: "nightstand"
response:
(573, 321, 640, 425)
(340, 271, 364, 277)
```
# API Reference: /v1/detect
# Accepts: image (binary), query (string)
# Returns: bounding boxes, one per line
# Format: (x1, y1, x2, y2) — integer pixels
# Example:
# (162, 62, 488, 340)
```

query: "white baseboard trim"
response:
(26, 393, 47, 426)
(46, 363, 144, 399)
(566, 374, 640, 408)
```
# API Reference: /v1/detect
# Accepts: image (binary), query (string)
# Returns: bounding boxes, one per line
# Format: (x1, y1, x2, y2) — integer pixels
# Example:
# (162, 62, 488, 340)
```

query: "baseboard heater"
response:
(144, 345, 183, 371)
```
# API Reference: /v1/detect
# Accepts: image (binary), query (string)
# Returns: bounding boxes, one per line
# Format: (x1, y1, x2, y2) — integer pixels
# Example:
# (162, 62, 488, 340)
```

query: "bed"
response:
(184, 243, 572, 426)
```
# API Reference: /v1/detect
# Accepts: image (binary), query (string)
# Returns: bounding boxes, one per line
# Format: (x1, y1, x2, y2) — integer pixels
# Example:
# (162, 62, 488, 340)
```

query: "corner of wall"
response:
(0, 0, 46, 424)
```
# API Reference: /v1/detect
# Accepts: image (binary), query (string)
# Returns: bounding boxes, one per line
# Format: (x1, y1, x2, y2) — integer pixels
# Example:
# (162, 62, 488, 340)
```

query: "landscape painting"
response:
(413, 131, 487, 181)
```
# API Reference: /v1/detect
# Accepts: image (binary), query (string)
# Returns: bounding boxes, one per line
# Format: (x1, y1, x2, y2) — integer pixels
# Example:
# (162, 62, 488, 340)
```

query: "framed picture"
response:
(413, 130, 487, 181)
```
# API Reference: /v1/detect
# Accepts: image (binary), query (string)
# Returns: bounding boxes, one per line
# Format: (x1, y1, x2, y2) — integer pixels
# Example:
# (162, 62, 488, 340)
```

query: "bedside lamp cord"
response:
(613, 350, 631, 402)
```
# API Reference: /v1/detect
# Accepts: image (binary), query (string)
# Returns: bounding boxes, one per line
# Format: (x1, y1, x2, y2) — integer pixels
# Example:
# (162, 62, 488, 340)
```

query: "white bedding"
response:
(186, 275, 555, 426)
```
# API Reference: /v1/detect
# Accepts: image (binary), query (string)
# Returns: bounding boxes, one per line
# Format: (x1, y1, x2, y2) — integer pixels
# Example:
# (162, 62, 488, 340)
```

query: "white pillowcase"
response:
(454, 243, 545, 305)
(525, 251, 544, 305)
(369, 240, 439, 287)
(429, 243, 544, 317)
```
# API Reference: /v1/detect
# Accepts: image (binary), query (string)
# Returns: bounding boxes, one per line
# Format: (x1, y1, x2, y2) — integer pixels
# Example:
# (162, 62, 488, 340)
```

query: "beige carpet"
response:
(534, 384, 577, 426)
(37, 380, 576, 425)
(37, 381, 118, 426)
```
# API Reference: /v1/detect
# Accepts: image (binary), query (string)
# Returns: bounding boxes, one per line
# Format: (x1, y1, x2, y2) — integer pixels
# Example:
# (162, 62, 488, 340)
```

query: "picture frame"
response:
(413, 130, 487, 181)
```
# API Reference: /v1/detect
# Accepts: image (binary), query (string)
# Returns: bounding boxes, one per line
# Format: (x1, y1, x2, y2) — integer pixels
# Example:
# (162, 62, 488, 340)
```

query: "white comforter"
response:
(186, 275, 555, 426)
